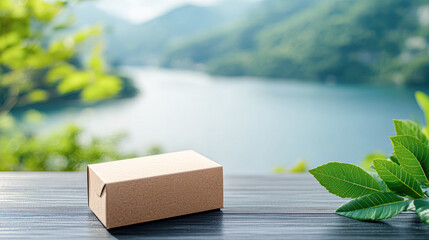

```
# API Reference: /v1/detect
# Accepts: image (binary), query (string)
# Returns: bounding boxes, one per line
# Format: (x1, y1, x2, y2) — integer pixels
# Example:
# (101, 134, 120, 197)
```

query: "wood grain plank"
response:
(0, 172, 427, 239)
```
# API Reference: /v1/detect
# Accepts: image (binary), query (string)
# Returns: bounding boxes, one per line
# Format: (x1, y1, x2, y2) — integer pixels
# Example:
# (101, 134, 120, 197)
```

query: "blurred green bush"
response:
(273, 159, 308, 173)
(0, 114, 136, 170)
(0, 0, 140, 170)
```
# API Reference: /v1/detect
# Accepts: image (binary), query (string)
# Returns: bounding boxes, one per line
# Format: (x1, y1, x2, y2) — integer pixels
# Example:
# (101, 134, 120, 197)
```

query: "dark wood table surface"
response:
(1, 172, 429, 239)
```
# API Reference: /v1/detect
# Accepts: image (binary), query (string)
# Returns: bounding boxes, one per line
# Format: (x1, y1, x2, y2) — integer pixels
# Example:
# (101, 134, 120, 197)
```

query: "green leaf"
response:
(29, 0, 61, 22)
(0, 32, 20, 50)
(0, 0, 13, 12)
(46, 64, 75, 83)
(390, 136, 429, 185)
(414, 198, 429, 226)
(369, 172, 389, 192)
(0, 113, 15, 130)
(289, 159, 308, 173)
(309, 162, 383, 198)
(416, 91, 429, 128)
(373, 160, 424, 198)
(361, 152, 386, 171)
(0, 45, 26, 68)
(81, 75, 121, 102)
(73, 26, 102, 43)
(89, 55, 104, 73)
(389, 153, 400, 165)
(58, 72, 91, 94)
(407, 200, 415, 211)
(394, 120, 428, 145)
(49, 40, 74, 60)
(23, 109, 44, 123)
(336, 192, 408, 220)
(89, 44, 104, 73)
(25, 89, 48, 103)
(273, 166, 286, 173)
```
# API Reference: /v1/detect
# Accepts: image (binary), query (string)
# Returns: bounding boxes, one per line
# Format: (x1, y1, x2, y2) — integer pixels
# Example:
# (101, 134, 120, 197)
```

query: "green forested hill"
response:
(161, 0, 429, 85)
(112, 2, 255, 65)
(67, 1, 255, 66)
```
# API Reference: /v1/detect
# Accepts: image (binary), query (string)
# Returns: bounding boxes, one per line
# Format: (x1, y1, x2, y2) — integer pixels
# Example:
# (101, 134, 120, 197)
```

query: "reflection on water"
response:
(28, 67, 427, 174)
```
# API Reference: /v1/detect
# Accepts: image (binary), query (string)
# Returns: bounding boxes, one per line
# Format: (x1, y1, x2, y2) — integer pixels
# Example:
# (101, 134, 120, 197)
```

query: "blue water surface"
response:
(29, 67, 428, 174)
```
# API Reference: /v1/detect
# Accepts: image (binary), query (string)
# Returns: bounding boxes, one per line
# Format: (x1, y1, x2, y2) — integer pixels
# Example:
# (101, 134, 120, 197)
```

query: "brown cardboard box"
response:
(87, 150, 223, 229)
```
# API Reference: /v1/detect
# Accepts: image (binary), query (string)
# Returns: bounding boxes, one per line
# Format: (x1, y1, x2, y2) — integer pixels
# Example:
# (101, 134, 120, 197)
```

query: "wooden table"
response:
(1, 172, 428, 239)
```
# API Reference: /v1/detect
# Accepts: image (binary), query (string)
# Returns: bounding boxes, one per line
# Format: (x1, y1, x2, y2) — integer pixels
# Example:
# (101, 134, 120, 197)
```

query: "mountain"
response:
(58, 2, 138, 63)
(116, 1, 256, 65)
(66, 1, 256, 66)
(161, 0, 429, 85)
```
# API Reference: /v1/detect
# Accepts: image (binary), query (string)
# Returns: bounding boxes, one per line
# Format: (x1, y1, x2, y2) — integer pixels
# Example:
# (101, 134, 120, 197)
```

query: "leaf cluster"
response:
(0, 113, 137, 171)
(310, 91, 429, 226)
(0, 0, 138, 171)
(0, 0, 123, 113)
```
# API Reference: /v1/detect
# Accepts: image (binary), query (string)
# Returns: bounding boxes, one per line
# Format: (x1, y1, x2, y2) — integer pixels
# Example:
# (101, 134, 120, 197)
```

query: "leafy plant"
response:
(0, 0, 127, 112)
(273, 159, 308, 173)
(0, 116, 137, 171)
(310, 91, 429, 226)
(0, 0, 139, 170)
(360, 151, 387, 171)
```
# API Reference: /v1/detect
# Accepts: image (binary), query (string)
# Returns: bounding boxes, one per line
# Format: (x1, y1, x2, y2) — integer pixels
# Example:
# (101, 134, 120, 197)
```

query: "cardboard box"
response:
(87, 150, 223, 229)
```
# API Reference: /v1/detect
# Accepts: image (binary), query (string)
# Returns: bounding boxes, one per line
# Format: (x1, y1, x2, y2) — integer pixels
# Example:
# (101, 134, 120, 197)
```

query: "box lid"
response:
(88, 150, 221, 195)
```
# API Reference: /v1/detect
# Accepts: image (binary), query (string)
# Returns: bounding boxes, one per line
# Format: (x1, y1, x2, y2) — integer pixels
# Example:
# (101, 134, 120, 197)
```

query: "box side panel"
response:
(106, 166, 223, 228)
(88, 167, 108, 228)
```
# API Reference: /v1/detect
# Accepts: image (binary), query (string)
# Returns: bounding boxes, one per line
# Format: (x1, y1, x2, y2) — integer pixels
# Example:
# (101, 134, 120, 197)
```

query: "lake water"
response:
(31, 67, 427, 174)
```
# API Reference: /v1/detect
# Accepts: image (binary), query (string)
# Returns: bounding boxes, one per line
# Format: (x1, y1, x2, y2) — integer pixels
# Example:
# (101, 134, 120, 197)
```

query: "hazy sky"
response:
(96, 0, 224, 24)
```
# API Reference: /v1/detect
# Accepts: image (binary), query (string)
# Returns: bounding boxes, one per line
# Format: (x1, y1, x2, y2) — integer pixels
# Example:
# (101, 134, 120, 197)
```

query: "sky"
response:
(95, 0, 222, 24)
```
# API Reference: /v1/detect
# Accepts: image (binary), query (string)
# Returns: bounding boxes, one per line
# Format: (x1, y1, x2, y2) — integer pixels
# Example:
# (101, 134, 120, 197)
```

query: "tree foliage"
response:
(0, 0, 124, 112)
(0, 116, 136, 170)
(162, 0, 429, 85)
(0, 0, 138, 170)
